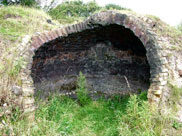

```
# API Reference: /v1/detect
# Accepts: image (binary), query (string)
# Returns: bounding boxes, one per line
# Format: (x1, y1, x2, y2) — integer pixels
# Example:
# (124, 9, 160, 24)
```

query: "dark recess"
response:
(31, 24, 150, 96)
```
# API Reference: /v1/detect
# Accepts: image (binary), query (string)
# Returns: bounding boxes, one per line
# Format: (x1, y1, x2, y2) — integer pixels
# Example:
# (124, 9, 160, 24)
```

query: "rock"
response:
(3, 103, 7, 107)
(178, 70, 182, 77)
(12, 86, 22, 96)
(47, 19, 55, 25)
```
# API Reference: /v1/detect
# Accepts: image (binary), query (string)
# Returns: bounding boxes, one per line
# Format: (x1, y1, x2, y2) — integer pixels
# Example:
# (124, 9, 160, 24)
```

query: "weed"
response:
(9, 57, 24, 77)
(172, 120, 182, 130)
(170, 85, 182, 102)
(167, 84, 182, 112)
(76, 72, 90, 106)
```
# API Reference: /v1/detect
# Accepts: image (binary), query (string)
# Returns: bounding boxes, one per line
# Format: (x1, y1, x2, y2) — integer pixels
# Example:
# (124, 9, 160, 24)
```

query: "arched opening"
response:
(31, 24, 150, 97)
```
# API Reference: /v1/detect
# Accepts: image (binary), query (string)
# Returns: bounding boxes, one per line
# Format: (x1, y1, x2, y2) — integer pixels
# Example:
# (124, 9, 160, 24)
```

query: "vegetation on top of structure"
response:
(48, 0, 101, 24)
(145, 15, 182, 49)
(0, 5, 59, 41)
(48, 0, 130, 24)
(105, 3, 130, 11)
(0, 5, 59, 86)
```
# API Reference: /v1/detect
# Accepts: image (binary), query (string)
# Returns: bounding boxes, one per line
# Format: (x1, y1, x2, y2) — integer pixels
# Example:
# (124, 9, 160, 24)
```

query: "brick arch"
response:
(22, 11, 167, 113)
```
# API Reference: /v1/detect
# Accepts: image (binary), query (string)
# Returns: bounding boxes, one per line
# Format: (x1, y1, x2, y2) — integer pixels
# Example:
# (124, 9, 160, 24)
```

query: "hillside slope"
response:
(0, 6, 60, 115)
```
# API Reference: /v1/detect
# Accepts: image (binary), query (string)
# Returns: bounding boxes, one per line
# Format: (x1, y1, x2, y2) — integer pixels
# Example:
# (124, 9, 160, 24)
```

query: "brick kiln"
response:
(19, 11, 182, 121)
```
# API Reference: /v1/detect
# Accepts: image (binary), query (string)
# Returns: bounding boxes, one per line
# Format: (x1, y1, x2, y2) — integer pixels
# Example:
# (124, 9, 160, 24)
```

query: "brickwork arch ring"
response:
(21, 11, 168, 113)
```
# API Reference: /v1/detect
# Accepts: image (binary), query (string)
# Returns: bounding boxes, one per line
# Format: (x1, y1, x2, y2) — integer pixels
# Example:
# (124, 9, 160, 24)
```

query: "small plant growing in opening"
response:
(76, 72, 90, 106)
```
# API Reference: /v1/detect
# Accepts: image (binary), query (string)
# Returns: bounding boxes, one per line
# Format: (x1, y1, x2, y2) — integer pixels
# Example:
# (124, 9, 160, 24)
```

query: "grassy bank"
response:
(1, 73, 182, 136)
(0, 92, 168, 136)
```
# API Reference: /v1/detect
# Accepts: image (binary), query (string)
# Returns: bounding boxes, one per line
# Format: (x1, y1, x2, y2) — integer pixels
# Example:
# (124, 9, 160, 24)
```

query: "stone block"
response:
(22, 87, 34, 97)
(155, 86, 164, 90)
(154, 90, 162, 95)
(23, 97, 34, 105)
(12, 86, 22, 96)
(23, 106, 35, 113)
(160, 80, 167, 86)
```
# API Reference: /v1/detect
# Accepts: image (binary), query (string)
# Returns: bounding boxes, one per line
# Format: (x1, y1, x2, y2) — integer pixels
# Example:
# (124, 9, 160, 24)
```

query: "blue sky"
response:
(84, 0, 182, 26)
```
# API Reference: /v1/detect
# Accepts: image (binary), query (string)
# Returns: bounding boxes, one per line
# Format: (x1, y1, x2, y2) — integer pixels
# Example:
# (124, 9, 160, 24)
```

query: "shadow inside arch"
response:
(31, 24, 151, 99)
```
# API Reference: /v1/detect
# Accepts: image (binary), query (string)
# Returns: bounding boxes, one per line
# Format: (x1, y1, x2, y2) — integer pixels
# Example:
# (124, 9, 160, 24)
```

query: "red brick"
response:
(134, 26, 142, 38)
(47, 31, 54, 40)
(36, 36, 45, 45)
(64, 26, 70, 34)
(141, 34, 149, 45)
(44, 32, 52, 41)
(50, 30, 58, 39)
(61, 28, 68, 36)
(40, 33, 49, 42)
(57, 29, 63, 37)
(69, 25, 76, 33)
(76, 23, 82, 32)
(53, 30, 60, 38)
(31, 41, 39, 49)
(31, 36, 42, 46)
(39, 34, 47, 43)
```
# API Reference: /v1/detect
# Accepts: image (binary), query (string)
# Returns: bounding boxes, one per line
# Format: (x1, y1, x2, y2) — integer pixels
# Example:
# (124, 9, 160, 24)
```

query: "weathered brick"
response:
(60, 28, 68, 36)
(55, 29, 63, 37)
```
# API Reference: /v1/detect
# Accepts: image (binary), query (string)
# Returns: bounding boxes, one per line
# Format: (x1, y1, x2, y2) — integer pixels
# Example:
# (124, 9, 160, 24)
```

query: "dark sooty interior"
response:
(31, 24, 150, 96)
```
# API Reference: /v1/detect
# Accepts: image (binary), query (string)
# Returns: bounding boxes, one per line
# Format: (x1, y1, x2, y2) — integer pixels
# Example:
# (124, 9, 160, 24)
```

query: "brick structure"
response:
(19, 11, 182, 121)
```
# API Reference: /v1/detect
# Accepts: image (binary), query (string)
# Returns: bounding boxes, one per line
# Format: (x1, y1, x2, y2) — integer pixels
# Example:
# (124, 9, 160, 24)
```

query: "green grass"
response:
(0, 71, 181, 136)
(0, 6, 59, 41)
(167, 84, 182, 111)
(1, 92, 178, 136)
(0, 6, 60, 77)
